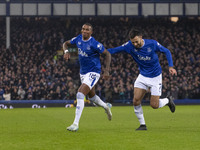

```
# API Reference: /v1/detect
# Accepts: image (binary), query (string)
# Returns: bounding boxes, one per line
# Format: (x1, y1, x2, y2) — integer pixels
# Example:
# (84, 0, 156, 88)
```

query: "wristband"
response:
(64, 49, 69, 54)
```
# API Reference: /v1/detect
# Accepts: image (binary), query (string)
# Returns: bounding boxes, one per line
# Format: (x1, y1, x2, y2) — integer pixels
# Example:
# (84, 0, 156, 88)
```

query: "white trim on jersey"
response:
(82, 36, 92, 42)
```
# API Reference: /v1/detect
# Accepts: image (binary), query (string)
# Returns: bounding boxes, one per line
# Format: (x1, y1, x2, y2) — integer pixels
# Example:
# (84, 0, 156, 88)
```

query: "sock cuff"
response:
(134, 104, 143, 114)
(134, 104, 142, 109)
(88, 95, 97, 102)
(76, 92, 85, 100)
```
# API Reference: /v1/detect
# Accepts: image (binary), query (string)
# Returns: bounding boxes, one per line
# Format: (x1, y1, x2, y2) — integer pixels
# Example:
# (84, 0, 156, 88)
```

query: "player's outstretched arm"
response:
(157, 43, 177, 76)
(102, 49, 111, 80)
(63, 40, 71, 61)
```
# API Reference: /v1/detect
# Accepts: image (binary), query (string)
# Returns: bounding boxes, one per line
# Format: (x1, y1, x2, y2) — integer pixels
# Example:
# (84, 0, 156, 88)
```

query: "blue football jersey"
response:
(70, 34, 105, 74)
(108, 39, 173, 78)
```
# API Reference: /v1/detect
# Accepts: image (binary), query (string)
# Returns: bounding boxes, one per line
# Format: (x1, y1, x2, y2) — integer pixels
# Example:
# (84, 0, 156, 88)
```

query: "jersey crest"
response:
(147, 47, 152, 52)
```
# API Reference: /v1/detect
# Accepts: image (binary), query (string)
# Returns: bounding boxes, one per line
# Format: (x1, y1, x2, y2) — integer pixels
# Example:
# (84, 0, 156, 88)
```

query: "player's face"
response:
(130, 36, 143, 48)
(81, 25, 92, 40)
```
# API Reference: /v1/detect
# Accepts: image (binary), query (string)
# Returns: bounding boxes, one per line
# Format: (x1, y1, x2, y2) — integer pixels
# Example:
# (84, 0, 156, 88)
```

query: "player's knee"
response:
(150, 96, 159, 109)
(133, 98, 141, 106)
(76, 92, 85, 100)
(151, 105, 159, 109)
(150, 102, 159, 109)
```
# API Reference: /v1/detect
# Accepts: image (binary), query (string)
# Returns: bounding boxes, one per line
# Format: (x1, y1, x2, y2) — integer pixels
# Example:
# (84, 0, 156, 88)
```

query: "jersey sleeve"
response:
(92, 41, 105, 54)
(108, 41, 129, 54)
(155, 41, 173, 67)
(70, 35, 79, 45)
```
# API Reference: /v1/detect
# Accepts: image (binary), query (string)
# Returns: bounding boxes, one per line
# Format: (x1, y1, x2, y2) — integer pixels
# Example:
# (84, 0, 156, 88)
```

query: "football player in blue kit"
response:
(63, 23, 112, 132)
(108, 28, 177, 130)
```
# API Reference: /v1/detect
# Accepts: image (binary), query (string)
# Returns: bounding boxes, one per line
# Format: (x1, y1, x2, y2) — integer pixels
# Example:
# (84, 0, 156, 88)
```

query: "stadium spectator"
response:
(0, 88, 5, 100)
(17, 86, 26, 100)
(3, 86, 11, 101)
(104, 82, 113, 103)
(0, 17, 199, 101)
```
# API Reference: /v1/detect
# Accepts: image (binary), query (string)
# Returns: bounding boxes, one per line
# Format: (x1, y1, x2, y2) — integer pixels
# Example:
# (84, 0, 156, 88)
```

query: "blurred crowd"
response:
(0, 17, 199, 101)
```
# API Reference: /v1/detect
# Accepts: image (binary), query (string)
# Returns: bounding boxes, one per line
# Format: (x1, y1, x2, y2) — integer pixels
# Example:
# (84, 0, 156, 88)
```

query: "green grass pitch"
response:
(0, 105, 200, 150)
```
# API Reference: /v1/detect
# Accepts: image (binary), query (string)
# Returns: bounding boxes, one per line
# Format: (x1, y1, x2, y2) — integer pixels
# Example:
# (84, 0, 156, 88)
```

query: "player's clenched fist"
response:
(64, 52, 70, 61)
(169, 67, 177, 76)
(63, 49, 70, 61)
(102, 70, 110, 80)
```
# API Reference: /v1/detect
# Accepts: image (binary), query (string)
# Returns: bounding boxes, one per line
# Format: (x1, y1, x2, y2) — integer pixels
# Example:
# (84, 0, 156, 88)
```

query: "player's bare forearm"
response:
(103, 49, 111, 73)
(63, 40, 71, 51)
(63, 40, 71, 61)
(102, 49, 111, 80)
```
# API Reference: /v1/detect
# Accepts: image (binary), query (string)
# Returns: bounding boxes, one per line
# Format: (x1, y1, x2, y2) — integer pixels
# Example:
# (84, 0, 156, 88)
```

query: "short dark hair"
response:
(128, 28, 143, 39)
(83, 23, 93, 31)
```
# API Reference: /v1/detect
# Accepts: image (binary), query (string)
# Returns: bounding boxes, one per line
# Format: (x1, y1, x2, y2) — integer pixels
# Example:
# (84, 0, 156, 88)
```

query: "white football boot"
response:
(67, 124, 79, 132)
(105, 103, 112, 121)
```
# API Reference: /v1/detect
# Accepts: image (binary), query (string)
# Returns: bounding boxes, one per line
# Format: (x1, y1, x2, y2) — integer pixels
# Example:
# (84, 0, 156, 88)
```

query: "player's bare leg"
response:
(151, 95, 175, 112)
(150, 95, 160, 109)
(88, 87, 112, 121)
(133, 88, 147, 130)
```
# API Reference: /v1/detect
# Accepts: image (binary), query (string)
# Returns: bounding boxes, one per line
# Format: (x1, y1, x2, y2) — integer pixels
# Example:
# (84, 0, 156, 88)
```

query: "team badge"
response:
(87, 45, 91, 50)
(147, 47, 152, 52)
